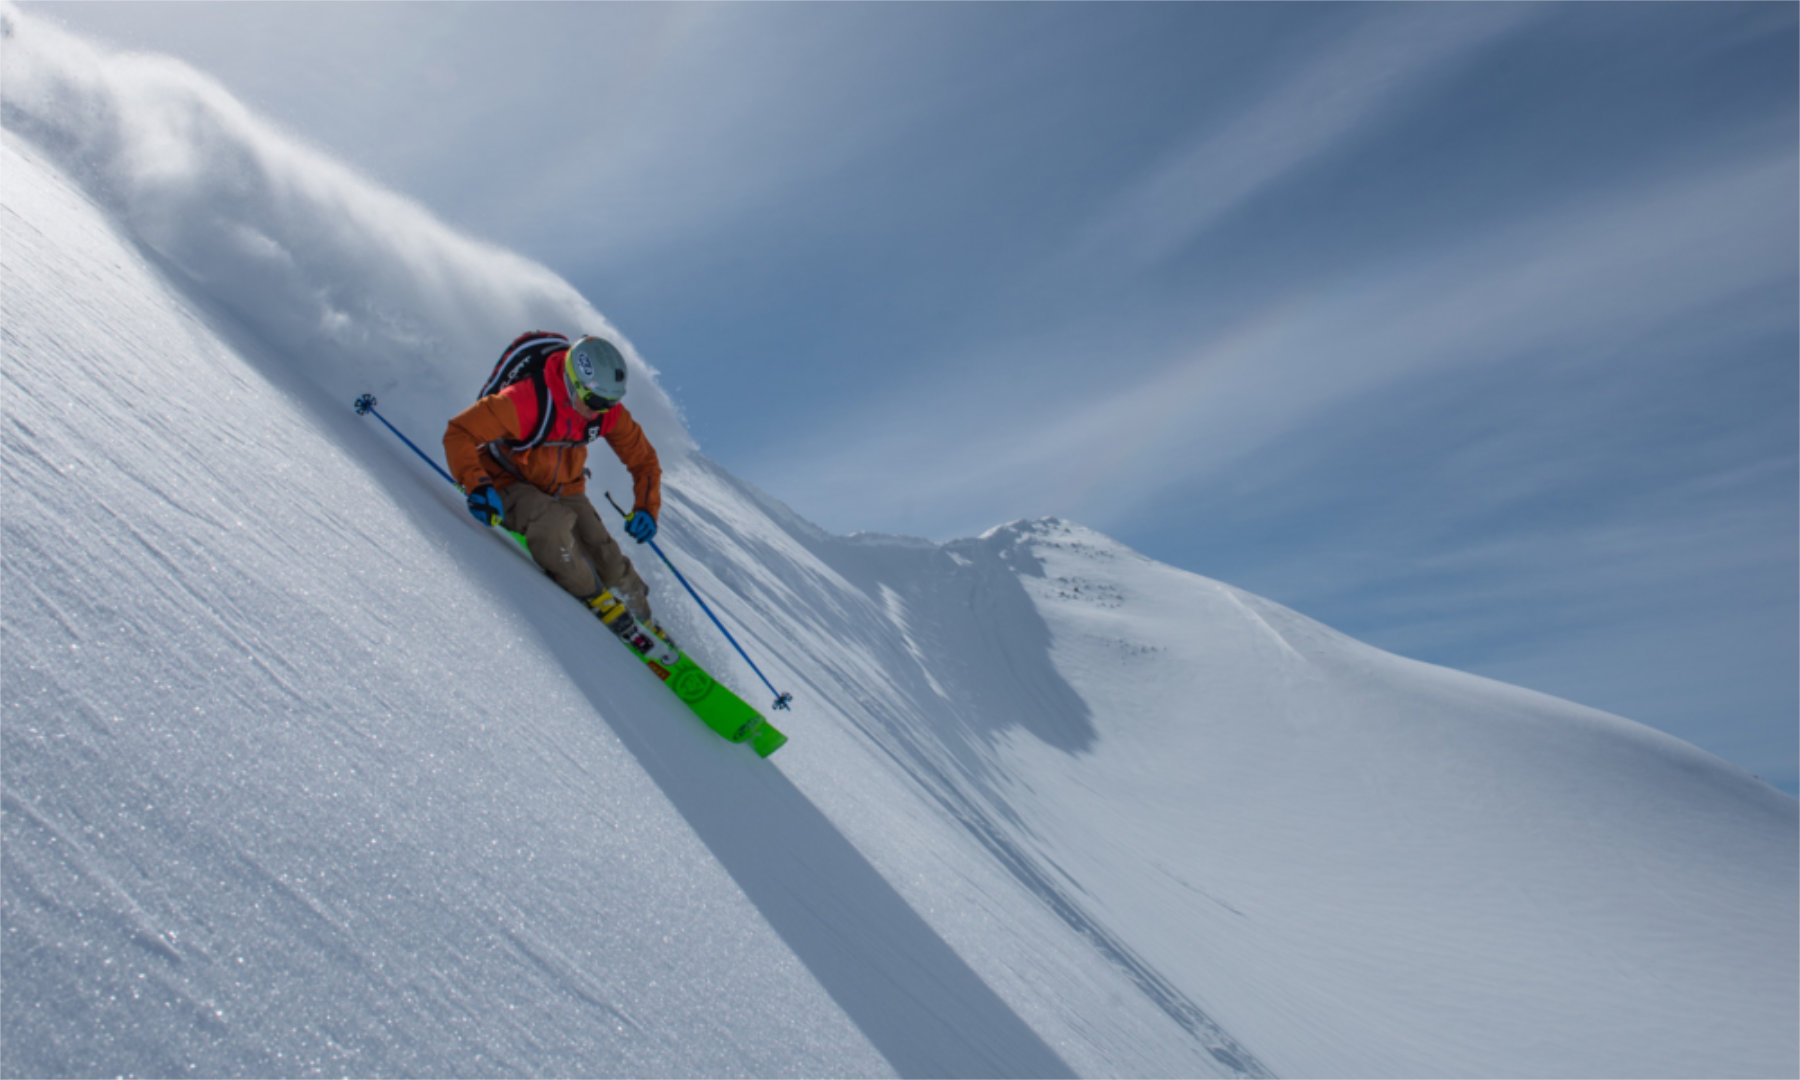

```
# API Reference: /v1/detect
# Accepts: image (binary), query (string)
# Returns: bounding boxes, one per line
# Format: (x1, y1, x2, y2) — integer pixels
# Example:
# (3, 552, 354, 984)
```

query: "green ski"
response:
(646, 646, 789, 758)
(509, 529, 787, 757)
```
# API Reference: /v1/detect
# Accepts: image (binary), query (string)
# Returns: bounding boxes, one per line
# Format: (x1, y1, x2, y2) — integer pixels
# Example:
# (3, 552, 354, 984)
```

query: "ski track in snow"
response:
(4, 9, 1797, 1078)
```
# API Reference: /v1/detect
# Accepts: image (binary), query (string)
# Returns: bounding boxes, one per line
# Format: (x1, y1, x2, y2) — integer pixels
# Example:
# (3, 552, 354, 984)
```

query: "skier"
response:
(444, 333, 668, 640)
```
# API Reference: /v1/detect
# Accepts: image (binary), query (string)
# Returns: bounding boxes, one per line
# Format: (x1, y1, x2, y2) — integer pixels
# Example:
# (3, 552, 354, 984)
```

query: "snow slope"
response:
(667, 474, 1798, 1079)
(4, 9, 1796, 1078)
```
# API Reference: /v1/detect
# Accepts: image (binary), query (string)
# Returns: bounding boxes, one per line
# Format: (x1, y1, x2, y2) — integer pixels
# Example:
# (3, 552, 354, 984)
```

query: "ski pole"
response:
(356, 393, 533, 555)
(606, 492, 794, 712)
(352, 394, 458, 488)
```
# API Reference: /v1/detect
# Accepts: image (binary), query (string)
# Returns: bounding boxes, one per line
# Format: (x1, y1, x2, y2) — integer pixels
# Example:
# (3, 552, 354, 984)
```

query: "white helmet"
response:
(565, 335, 626, 409)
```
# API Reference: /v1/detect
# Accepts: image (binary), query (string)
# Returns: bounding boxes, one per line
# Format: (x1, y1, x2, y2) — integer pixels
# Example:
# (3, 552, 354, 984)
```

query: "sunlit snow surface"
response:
(4, 8, 1796, 1078)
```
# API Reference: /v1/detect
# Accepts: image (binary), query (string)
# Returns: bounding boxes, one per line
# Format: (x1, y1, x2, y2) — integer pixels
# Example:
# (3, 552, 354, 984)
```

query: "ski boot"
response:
(638, 614, 679, 654)
(618, 581, 680, 654)
(586, 590, 679, 668)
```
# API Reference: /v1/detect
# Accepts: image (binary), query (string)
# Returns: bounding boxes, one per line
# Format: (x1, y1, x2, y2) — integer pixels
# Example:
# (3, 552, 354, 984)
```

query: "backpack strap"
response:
(508, 376, 556, 451)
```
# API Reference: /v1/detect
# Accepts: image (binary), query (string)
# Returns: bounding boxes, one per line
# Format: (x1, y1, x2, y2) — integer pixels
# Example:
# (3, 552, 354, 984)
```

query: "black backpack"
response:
(479, 330, 569, 399)
(478, 331, 571, 450)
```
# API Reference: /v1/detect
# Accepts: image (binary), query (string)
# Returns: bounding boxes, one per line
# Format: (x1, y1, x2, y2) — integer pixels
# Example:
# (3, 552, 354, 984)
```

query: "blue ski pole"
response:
(355, 393, 531, 553)
(353, 394, 458, 487)
(605, 492, 794, 712)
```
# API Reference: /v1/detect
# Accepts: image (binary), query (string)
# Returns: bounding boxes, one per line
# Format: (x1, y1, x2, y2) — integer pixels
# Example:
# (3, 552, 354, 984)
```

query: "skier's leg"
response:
(501, 484, 598, 598)
(571, 495, 652, 619)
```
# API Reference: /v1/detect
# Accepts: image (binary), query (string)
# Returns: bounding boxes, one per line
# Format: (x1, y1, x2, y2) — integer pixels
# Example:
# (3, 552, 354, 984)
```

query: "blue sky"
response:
(32, 2, 1797, 793)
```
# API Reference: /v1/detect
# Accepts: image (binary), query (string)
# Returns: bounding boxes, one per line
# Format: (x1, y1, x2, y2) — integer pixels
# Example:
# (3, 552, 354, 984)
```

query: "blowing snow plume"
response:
(0, 3, 689, 454)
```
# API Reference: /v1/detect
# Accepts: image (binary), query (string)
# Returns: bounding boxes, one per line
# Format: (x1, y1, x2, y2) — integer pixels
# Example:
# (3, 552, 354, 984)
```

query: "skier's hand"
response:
(625, 509, 657, 543)
(466, 484, 504, 527)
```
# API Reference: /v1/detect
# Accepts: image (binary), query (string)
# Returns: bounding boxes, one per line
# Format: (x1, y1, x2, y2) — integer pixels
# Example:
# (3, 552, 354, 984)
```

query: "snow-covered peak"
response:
(978, 514, 1090, 546)
(977, 514, 1164, 566)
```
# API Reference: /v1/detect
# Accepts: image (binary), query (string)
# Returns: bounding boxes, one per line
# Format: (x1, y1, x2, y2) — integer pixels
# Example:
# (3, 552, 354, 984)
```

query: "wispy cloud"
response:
(1067, 4, 1544, 275)
(756, 147, 1796, 539)
(478, 7, 971, 265)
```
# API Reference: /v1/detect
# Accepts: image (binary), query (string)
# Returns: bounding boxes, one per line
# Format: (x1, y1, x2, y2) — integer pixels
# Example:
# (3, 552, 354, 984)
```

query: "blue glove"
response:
(625, 509, 657, 543)
(466, 484, 504, 527)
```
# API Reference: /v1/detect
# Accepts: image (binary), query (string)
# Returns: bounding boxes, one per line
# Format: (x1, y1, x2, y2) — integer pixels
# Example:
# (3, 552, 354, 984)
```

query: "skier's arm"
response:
(444, 393, 524, 492)
(603, 406, 662, 521)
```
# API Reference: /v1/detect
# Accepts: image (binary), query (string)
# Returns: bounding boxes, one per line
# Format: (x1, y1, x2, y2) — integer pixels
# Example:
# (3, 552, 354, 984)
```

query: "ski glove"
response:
(466, 484, 504, 527)
(625, 509, 657, 543)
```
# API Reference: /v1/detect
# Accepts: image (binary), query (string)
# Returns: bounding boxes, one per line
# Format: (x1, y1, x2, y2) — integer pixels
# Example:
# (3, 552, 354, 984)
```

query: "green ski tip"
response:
(751, 723, 788, 758)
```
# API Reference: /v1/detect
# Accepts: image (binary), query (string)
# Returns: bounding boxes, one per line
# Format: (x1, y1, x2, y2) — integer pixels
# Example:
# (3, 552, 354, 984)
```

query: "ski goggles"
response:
(576, 387, 619, 412)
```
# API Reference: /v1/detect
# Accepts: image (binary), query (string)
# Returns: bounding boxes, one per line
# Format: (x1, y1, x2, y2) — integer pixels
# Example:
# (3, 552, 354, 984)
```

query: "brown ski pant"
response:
(500, 485, 652, 618)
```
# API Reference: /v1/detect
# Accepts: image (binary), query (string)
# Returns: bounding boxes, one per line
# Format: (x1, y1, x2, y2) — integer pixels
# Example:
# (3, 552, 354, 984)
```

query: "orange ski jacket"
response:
(444, 353, 662, 519)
